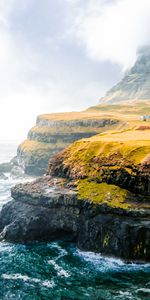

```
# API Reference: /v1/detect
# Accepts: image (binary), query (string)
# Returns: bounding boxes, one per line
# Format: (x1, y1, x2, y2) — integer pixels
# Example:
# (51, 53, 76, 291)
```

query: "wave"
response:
(48, 260, 70, 278)
(0, 173, 35, 209)
(75, 248, 150, 273)
(1, 273, 55, 288)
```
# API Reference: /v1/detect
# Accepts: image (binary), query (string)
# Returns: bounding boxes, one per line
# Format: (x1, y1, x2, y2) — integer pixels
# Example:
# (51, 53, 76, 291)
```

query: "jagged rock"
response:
(0, 177, 149, 262)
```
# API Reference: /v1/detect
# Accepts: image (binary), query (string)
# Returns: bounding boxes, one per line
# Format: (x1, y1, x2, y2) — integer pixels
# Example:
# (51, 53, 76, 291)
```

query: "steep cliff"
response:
(0, 125, 149, 261)
(0, 171, 149, 261)
(17, 112, 119, 175)
(48, 128, 150, 199)
(17, 99, 150, 177)
(100, 47, 150, 103)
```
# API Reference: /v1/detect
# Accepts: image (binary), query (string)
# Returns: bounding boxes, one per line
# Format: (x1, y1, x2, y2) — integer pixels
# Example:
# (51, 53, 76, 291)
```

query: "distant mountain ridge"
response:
(100, 47, 150, 103)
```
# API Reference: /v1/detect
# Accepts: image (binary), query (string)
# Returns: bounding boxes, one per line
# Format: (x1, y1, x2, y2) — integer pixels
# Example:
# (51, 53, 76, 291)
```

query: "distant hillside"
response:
(88, 101, 150, 117)
(100, 47, 150, 103)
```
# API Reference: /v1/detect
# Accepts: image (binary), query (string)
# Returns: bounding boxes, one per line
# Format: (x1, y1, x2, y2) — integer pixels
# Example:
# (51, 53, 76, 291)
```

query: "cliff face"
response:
(0, 177, 149, 261)
(100, 48, 150, 103)
(17, 112, 118, 176)
(0, 125, 149, 261)
(48, 129, 150, 199)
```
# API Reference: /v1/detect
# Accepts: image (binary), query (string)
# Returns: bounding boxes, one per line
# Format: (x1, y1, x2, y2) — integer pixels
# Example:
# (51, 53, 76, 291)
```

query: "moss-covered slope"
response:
(48, 126, 150, 209)
(17, 100, 150, 176)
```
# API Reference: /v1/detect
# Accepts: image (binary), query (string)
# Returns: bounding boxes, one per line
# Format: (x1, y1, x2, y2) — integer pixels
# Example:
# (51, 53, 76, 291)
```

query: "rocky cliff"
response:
(100, 47, 150, 103)
(48, 129, 150, 199)
(0, 126, 149, 262)
(0, 174, 149, 262)
(17, 112, 118, 176)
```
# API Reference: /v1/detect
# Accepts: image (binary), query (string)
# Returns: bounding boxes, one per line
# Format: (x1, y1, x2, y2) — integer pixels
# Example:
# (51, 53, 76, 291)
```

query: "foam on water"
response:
(48, 260, 70, 278)
(0, 173, 35, 209)
(75, 248, 150, 274)
(2, 273, 55, 288)
(0, 143, 149, 300)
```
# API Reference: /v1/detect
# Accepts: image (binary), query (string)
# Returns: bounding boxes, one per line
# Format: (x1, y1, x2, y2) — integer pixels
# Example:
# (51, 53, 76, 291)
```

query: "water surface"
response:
(0, 143, 149, 300)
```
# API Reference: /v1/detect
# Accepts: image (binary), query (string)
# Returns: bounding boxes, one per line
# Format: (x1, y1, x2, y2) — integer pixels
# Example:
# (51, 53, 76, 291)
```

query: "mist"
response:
(0, 0, 150, 142)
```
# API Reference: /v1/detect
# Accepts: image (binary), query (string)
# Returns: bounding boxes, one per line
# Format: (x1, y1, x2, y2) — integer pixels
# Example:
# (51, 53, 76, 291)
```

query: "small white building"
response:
(140, 115, 150, 121)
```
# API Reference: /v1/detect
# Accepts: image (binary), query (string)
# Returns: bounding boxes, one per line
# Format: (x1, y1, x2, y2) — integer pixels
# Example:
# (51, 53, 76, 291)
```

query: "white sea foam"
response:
(2, 273, 55, 288)
(0, 242, 13, 253)
(75, 248, 150, 273)
(42, 280, 55, 288)
(47, 242, 68, 260)
(48, 260, 70, 278)
(0, 173, 35, 210)
(118, 291, 132, 299)
(75, 249, 124, 270)
(137, 288, 150, 293)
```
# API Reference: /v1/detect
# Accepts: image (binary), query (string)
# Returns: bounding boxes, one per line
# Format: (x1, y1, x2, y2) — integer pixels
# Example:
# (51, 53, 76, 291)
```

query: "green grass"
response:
(77, 179, 130, 209)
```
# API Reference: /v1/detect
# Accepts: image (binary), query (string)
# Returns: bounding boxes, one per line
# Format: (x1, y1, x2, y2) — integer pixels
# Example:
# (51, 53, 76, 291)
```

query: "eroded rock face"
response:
(48, 150, 150, 197)
(17, 117, 118, 176)
(0, 177, 149, 262)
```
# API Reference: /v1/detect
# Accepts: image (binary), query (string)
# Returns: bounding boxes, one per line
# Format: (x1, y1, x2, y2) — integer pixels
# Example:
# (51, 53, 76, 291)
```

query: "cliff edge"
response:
(17, 111, 119, 176)
(0, 125, 149, 262)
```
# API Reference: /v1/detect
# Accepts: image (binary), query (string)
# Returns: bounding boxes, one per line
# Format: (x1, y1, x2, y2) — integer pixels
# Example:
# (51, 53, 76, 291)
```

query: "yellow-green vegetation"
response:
(103, 234, 110, 248)
(134, 241, 144, 256)
(19, 140, 67, 154)
(62, 130, 150, 179)
(39, 100, 150, 123)
(38, 111, 113, 121)
(51, 125, 150, 209)
(87, 100, 150, 117)
(77, 179, 131, 209)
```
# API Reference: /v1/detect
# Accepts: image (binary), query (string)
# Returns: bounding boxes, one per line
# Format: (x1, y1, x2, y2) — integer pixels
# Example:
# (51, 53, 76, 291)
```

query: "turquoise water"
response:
(0, 241, 150, 300)
(0, 144, 150, 300)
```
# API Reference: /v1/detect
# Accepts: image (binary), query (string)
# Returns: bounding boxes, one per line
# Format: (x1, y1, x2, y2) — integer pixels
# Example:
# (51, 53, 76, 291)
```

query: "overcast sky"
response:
(0, 0, 150, 142)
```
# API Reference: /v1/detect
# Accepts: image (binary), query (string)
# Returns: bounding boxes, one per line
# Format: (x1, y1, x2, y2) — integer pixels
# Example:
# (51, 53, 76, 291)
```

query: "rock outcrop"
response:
(17, 112, 118, 176)
(48, 129, 150, 198)
(100, 47, 150, 103)
(0, 176, 149, 262)
(0, 126, 150, 262)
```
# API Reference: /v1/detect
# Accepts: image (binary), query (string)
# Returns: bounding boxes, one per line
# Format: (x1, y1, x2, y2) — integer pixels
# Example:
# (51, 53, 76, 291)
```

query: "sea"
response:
(0, 143, 149, 300)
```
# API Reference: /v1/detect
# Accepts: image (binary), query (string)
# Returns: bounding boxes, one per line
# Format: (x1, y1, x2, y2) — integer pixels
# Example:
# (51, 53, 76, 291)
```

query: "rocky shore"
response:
(0, 175, 149, 262)
(0, 124, 149, 262)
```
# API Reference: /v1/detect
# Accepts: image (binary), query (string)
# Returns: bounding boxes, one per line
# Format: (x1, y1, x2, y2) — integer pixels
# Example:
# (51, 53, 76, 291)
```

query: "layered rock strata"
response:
(17, 113, 118, 176)
(0, 177, 149, 262)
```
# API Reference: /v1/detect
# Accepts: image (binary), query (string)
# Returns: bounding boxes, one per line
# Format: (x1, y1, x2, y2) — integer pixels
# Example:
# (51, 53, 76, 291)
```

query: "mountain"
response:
(100, 47, 150, 103)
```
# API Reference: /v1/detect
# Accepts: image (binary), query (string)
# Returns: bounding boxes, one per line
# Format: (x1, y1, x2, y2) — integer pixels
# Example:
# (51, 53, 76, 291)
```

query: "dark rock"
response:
(0, 178, 149, 262)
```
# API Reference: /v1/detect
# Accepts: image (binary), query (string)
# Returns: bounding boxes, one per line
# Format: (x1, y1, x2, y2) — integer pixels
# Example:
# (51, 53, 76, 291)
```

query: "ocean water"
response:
(0, 143, 150, 300)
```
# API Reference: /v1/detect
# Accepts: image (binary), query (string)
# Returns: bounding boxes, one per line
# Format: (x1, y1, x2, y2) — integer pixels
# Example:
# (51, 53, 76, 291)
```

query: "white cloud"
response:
(72, 0, 150, 69)
(1, 0, 150, 142)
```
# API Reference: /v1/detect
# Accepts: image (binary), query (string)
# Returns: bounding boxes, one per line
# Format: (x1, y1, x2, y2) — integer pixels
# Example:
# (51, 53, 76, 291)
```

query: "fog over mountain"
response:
(100, 47, 150, 103)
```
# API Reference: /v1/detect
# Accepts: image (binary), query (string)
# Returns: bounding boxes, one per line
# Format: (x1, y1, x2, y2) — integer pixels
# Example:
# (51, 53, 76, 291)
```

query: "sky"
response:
(0, 0, 150, 142)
